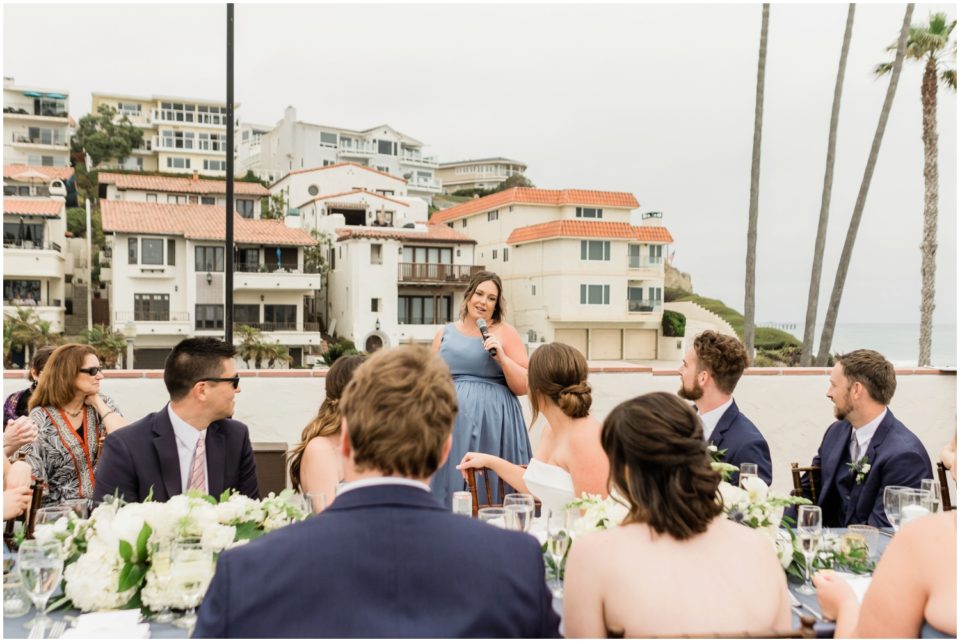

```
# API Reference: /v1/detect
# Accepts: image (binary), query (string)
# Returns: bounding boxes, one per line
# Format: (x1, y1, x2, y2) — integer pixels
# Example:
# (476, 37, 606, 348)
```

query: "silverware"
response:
(879, 528, 895, 537)
(27, 620, 44, 639)
(49, 620, 67, 639)
(789, 592, 825, 622)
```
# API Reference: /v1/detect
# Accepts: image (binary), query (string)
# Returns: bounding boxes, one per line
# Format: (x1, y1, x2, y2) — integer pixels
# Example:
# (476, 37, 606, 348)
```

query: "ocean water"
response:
(767, 323, 957, 368)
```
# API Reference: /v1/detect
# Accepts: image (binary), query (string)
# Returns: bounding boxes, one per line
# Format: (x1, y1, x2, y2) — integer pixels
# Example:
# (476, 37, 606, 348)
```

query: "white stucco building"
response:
(3, 77, 72, 168)
(97, 172, 269, 219)
(437, 157, 528, 194)
(431, 188, 674, 360)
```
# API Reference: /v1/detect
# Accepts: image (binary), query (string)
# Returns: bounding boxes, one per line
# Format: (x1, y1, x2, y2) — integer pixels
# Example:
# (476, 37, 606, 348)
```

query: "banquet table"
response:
(3, 527, 889, 639)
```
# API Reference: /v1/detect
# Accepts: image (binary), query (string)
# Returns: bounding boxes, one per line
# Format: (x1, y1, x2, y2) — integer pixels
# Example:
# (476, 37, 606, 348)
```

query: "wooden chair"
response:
(2, 480, 45, 551)
(790, 463, 820, 502)
(465, 467, 506, 517)
(628, 615, 817, 639)
(937, 462, 955, 511)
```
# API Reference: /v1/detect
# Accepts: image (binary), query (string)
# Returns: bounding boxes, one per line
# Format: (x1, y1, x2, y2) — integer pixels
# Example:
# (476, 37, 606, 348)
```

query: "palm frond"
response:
(874, 61, 895, 77)
(941, 68, 957, 89)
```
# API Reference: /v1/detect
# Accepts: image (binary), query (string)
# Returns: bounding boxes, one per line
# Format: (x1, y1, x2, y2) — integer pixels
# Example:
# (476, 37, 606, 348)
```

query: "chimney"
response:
(640, 211, 663, 227)
(192, 170, 199, 181)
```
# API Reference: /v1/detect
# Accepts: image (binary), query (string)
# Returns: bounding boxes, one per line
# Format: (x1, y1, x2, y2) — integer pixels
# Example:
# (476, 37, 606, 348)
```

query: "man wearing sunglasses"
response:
(93, 337, 260, 502)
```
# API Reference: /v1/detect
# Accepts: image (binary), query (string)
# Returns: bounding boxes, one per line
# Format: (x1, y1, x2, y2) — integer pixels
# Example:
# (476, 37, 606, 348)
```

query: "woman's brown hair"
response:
(29, 344, 98, 411)
(288, 354, 366, 491)
(458, 270, 506, 324)
(601, 391, 721, 540)
(528, 342, 592, 424)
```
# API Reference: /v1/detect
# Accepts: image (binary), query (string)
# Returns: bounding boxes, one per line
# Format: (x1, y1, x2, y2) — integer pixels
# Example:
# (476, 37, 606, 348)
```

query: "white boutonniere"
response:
(847, 456, 871, 485)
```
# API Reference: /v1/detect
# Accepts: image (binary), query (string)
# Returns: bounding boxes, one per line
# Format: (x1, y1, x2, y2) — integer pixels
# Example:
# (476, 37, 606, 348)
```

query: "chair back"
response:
(937, 462, 955, 511)
(790, 463, 820, 502)
(465, 467, 506, 517)
(634, 615, 817, 639)
(2, 480, 45, 550)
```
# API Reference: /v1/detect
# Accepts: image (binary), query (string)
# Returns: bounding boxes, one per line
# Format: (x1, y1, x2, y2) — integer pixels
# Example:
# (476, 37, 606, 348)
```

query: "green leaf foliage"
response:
(74, 104, 144, 168)
(661, 309, 686, 337)
(135, 522, 153, 563)
(234, 521, 265, 542)
(118, 539, 133, 563)
(118, 562, 147, 593)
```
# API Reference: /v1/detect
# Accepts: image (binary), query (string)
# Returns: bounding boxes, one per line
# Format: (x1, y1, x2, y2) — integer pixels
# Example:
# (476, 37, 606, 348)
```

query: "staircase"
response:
(64, 284, 89, 335)
(664, 301, 738, 338)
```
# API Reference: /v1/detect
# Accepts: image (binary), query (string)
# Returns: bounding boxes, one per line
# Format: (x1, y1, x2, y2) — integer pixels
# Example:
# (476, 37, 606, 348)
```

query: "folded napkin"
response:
(61, 610, 150, 639)
(834, 571, 873, 603)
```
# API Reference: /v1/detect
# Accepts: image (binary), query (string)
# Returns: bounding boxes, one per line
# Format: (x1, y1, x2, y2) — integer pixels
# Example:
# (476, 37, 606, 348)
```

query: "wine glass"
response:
(170, 537, 215, 632)
(739, 463, 759, 489)
(62, 499, 91, 519)
(921, 479, 942, 513)
(17, 539, 64, 632)
(883, 485, 910, 531)
(545, 508, 577, 598)
(148, 541, 176, 623)
(795, 505, 822, 595)
(898, 489, 930, 527)
(503, 493, 535, 533)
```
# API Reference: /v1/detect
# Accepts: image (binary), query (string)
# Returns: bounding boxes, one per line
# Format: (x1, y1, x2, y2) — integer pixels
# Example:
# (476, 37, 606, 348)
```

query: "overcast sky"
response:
(4, 2, 956, 329)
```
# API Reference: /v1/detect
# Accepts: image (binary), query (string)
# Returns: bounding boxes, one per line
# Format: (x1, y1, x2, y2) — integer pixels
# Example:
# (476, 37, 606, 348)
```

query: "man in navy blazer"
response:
(193, 346, 560, 639)
(801, 350, 930, 528)
(93, 338, 258, 502)
(678, 331, 772, 486)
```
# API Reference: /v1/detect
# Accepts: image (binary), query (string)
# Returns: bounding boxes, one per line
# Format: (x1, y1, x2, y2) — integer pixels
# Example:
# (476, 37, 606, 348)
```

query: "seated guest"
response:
(815, 437, 957, 638)
(287, 354, 366, 506)
(678, 331, 772, 485)
(94, 338, 258, 502)
(564, 392, 791, 637)
(194, 346, 560, 638)
(4, 345, 56, 426)
(458, 342, 608, 514)
(800, 349, 930, 527)
(25, 344, 128, 506)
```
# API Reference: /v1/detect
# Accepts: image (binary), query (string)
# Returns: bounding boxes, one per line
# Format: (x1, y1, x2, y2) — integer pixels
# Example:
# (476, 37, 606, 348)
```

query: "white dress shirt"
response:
(699, 398, 734, 443)
(338, 476, 431, 496)
(851, 407, 887, 460)
(167, 404, 208, 493)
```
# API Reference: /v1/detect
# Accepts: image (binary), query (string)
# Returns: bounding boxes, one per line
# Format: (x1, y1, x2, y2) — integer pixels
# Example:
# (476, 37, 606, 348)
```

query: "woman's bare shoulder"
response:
(302, 435, 339, 459)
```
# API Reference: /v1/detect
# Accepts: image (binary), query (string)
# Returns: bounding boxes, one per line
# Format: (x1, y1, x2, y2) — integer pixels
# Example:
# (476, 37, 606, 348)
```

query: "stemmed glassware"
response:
(883, 485, 910, 531)
(148, 541, 176, 624)
(34, 506, 73, 527)
(477, 507, 508, 527)
(545, 508, 578, 598)
(17, 539, 64, 632)
(795, 505, 822, 595)
(170, 537, 215, 632)
(739, 463, 758, 489)
(921, 479, 942, 513)
(503, 493, 535, 533)
(898, 489, 930, 527)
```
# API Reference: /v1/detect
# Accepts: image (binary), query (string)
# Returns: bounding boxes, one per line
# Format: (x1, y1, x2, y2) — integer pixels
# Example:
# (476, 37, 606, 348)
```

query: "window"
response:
(307, 185, 319, 196)
(264, 305, 296, 330)
(461, 219, 467, 228)
(128, 238, 138, 264)
(531, 284, 536, 295)
(26, 127, 64, 146)
(370, 244, 382, 265)
(579, 284, 610, 305)
(167, 239, 176, 266)
(2, 222, 43, 246)
(167, 194, 188, 204)
(26, 155, 55, 167)
(649, 244, 664, 264)
(117, 102, 141, 117)
(503, 248, 509, 262)
(195, 304, 224, 330)
(166, 157, 191, 169)
(377, 140, 396, 156)
(203, 159, 226, 172)
(142, 238, 164, 265)
(236, 199, 254, 218)
(398, 295, 452, 325)
(3, 279, 41, 304)
(198, 133, 225, 152)
(234, 304, 259, 325)
(628, 244, 641, 268)
(371, 298, 380, 312)
(320, 132, 338, 146)
(492, 249, 498, 260)
(134, 294, 170, 321)
(580, 240, 611, 261)
(195, 246, 225, 272)
(146, 193, 158, 203)
(487, 210, 499, 221)
(376, 189, 394, 197)
(576, 207, 603, 219)
(201, 196, 216, 205)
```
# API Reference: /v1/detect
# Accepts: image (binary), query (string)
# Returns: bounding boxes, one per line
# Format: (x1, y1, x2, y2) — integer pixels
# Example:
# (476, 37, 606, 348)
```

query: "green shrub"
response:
(661, 310, 686, 338)
(322, 338, 359, 366)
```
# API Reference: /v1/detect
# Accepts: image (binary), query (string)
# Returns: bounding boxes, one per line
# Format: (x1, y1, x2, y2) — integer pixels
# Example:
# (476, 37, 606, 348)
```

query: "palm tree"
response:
(875, 11, 956, 366)
(816, 5, 916, 365)
(801, 5, 856, 367)
(236, 324, 272, 369)
(79, 324, 127, 368)
(3, 308, 61, 367)
(743, 3, 770, 360)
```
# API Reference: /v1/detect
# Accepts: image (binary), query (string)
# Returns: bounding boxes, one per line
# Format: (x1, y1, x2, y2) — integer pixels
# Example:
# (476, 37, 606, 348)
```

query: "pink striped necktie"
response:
(187, 434, 207, 493)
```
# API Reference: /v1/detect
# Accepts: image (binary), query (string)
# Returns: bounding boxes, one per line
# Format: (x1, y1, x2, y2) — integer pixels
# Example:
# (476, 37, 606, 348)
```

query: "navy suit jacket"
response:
(93, 404, 259, 503)
(807, 409, 930, 528)
(709, 400, 773, 487)
(193, 484, 561, 639)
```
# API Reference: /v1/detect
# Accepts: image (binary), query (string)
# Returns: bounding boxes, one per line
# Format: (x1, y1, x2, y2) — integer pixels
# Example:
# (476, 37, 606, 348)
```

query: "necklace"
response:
(64, 404, 84, 417)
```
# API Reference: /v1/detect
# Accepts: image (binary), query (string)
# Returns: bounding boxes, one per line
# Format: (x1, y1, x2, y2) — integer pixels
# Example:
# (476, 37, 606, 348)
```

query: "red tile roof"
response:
(3, 165, 75, 181)
(430, 188, 639, 224)
(272, 162, 406, 186)
(3, 198, 64, 217)
(336, 224, 475, 244)
(298, 189, 410, 209)
(506, 221, 673, 245)
(100, 201, 314, 246)
(97, 173, 269, 196)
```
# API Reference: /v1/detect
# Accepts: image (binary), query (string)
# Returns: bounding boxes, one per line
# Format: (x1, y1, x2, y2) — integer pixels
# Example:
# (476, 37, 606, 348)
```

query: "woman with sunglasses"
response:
(24, 344, 129, 506)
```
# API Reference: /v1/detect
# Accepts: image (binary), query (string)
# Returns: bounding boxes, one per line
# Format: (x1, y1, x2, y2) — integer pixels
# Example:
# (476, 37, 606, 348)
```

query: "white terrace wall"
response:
(6, 367, 954, 496)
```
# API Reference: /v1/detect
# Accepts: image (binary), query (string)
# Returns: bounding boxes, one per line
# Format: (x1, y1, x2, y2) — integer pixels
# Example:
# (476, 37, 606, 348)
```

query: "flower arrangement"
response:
(33, 489, 309, 614)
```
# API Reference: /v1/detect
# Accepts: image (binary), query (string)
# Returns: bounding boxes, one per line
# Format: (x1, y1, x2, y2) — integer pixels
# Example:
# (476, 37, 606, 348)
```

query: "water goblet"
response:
(170, 537, 215, 632)
(305, 491, 328, 515)
(62, 498, 91, 520)
(883, 485, 910, 531)
(148, 541, 176, 624)
(17, 539, 64, 631)
(477, 507, 508, 528)
(898, 489, 930, 527)
(847, 524, 879, 560)
(3, 573, 31, 618)
(739, 463, 759, 489)
(796, 505, 822, 595)
(920, 479, 942, 513)
(503, 493, 535, 533)
(34, 506, 73, 527)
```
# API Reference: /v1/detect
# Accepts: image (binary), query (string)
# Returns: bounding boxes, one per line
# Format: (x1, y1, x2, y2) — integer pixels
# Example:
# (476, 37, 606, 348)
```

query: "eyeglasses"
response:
(79, 367, 104, 376)
(195, 376, 240, 390)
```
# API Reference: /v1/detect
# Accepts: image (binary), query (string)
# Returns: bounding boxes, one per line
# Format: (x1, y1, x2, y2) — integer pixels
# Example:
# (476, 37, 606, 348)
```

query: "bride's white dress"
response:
(523, 458, 575, 517)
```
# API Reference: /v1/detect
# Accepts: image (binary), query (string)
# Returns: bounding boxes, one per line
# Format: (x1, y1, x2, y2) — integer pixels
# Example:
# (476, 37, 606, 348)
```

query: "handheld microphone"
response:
(476, 318, 497, 357)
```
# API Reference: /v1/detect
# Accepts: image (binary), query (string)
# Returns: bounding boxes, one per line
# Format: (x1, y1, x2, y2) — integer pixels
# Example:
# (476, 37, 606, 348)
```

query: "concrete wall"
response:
(6, 367, 953, 496)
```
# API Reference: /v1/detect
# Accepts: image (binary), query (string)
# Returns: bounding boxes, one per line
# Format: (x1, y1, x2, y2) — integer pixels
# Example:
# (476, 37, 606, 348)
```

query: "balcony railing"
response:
(235, 262, 319, 274)
(407, 177, 442, 191)
(114, 311, 191, 322)
(3, 241, 61, 252)
(399, 151, 438, 166)
(398, 263, 483, 283)
(12, 134, 67, 147)
(232, 321, 299, 332)
(628, 256, 664, 269)
(3, 107, 68, 119)
(338, 141, 377, 156)
(627, 299, 662, 313)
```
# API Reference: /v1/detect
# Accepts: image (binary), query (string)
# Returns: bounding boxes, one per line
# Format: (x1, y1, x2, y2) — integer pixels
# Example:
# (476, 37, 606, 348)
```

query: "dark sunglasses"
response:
(196, 376, 240, 390)
(79, 367, 104, 376)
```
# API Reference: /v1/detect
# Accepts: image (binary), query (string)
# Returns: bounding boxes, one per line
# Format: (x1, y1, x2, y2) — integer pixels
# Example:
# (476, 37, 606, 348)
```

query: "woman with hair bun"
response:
(563, 392, 791, 638)
(457, 342, 608, 515)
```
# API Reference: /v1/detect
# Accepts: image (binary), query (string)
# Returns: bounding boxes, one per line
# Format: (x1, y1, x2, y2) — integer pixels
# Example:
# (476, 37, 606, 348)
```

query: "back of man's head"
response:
(164, 337, 237, 401)
(693, 331, 749, 395)
(341, 345, 457, 478)
(837, 349, 896, 406)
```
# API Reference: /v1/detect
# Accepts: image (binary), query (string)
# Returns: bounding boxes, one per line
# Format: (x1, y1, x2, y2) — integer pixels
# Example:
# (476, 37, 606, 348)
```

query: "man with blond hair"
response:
(194, 345, 560, 638)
